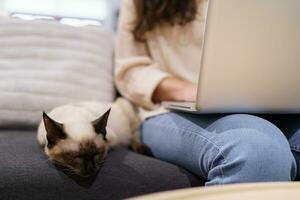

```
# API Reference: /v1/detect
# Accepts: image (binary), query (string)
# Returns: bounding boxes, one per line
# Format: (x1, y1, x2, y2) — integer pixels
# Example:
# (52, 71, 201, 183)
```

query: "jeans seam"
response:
(144, 121, 228, 180)
(219, 160, 227, 185)
(209, 150, 227, 185)
(145, 121, 224, 151)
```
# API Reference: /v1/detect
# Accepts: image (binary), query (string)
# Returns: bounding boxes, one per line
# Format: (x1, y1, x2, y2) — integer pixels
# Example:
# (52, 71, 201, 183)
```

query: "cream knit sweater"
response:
(115, 0, 209, 120)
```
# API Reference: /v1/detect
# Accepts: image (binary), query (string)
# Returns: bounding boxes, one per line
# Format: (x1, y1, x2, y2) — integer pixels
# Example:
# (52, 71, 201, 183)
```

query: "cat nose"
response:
(82, 162, 96, 176)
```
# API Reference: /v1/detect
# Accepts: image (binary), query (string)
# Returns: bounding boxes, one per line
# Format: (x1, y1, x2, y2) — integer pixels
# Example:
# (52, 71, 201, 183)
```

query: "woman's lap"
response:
(141, 112, 299, 185)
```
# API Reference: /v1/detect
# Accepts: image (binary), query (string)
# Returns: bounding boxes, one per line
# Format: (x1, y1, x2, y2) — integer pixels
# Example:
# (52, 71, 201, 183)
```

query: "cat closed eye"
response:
(94, 154, 104, 161)
(73, 157, 82, 163)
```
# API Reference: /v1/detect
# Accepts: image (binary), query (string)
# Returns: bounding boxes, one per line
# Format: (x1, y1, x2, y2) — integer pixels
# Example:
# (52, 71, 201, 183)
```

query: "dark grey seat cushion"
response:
(0, 130, 203, 200)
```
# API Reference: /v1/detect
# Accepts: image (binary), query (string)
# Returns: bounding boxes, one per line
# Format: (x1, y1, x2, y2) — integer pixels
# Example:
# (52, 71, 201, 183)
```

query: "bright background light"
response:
(0, 0, 121, 30)
(2, 0, 108, 19)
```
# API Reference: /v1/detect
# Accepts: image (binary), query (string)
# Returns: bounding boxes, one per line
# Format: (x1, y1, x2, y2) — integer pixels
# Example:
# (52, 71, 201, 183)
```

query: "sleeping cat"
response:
(37, 98, 143, 177)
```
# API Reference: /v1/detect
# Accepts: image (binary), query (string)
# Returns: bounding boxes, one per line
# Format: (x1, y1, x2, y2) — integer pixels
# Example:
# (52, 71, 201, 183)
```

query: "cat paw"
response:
(131, 142, 153, 157)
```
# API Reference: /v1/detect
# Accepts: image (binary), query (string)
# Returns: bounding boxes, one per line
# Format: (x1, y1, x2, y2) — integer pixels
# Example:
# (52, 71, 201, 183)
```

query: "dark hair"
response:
(133, 0, 197, 41)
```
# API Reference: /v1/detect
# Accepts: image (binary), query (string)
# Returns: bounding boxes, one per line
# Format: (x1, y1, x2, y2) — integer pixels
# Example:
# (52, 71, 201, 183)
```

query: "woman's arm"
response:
(115, 0, 197, 108)
(152, 77, 197, 103)
(115, 0, 171, 109)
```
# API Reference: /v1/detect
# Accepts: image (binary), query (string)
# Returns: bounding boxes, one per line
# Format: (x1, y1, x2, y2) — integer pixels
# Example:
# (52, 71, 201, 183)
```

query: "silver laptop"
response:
(163, 0, 300, 114)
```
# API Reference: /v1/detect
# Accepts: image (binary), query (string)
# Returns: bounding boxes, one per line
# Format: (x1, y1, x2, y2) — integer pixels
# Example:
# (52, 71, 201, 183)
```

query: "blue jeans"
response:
(141, 113, 300, 185)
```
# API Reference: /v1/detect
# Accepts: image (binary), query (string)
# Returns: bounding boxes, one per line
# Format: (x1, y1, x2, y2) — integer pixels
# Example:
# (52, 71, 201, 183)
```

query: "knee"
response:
(212, 114, 269, 128)
(140, 114, 169, 141)
(210, 114, 282, 135)
(140, 114, 180, 152)
(208, 129, 297, 185)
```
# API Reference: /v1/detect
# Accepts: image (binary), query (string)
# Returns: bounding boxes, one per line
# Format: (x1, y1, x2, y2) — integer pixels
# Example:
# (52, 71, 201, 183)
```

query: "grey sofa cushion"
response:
(0, 18, 115, 128)
(0, 130, 203, 200)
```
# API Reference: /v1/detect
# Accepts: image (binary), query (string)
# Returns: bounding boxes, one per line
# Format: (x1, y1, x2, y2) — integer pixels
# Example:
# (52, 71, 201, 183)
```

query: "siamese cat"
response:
(37, 98, 143, 177)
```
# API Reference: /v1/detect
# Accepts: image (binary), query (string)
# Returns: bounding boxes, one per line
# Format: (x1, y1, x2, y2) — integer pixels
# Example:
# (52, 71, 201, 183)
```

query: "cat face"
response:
(42, 109, 111, 177)
(49, 140, 108, 177)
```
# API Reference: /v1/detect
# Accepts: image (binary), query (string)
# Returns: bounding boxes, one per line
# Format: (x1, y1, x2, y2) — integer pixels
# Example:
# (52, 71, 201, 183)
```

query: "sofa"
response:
(0, 18, 203, 200)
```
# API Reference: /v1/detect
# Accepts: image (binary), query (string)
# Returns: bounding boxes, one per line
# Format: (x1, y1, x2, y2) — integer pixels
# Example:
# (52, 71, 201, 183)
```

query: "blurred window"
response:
(1, 0, 109, 26)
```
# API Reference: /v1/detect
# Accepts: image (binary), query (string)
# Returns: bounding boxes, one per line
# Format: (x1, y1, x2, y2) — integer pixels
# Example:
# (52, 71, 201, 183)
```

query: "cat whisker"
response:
(97, 161, 105, 167)
(58, 167, 79, 176)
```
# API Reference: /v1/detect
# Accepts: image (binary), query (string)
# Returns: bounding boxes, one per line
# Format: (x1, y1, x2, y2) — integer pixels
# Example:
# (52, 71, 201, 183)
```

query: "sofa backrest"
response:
(0, 18, 115, 128)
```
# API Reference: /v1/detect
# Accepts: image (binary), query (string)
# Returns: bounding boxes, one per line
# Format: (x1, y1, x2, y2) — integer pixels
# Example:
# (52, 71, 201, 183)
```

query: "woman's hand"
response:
(152, 77, 197, 103)
(180, 82, 198, 102)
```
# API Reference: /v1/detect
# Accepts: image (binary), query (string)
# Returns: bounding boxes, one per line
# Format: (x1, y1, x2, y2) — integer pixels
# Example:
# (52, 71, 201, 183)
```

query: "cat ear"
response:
(43, 111, 66, 148)
(91, 108, 111, 140)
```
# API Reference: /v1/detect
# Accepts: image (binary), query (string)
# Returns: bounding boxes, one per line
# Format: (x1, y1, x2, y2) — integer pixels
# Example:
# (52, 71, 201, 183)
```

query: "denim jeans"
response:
(141, 113, 300, 185)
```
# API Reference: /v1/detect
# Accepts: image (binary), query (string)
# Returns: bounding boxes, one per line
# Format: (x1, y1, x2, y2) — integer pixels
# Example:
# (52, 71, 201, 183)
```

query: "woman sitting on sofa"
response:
(114, 0, 300, 185)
